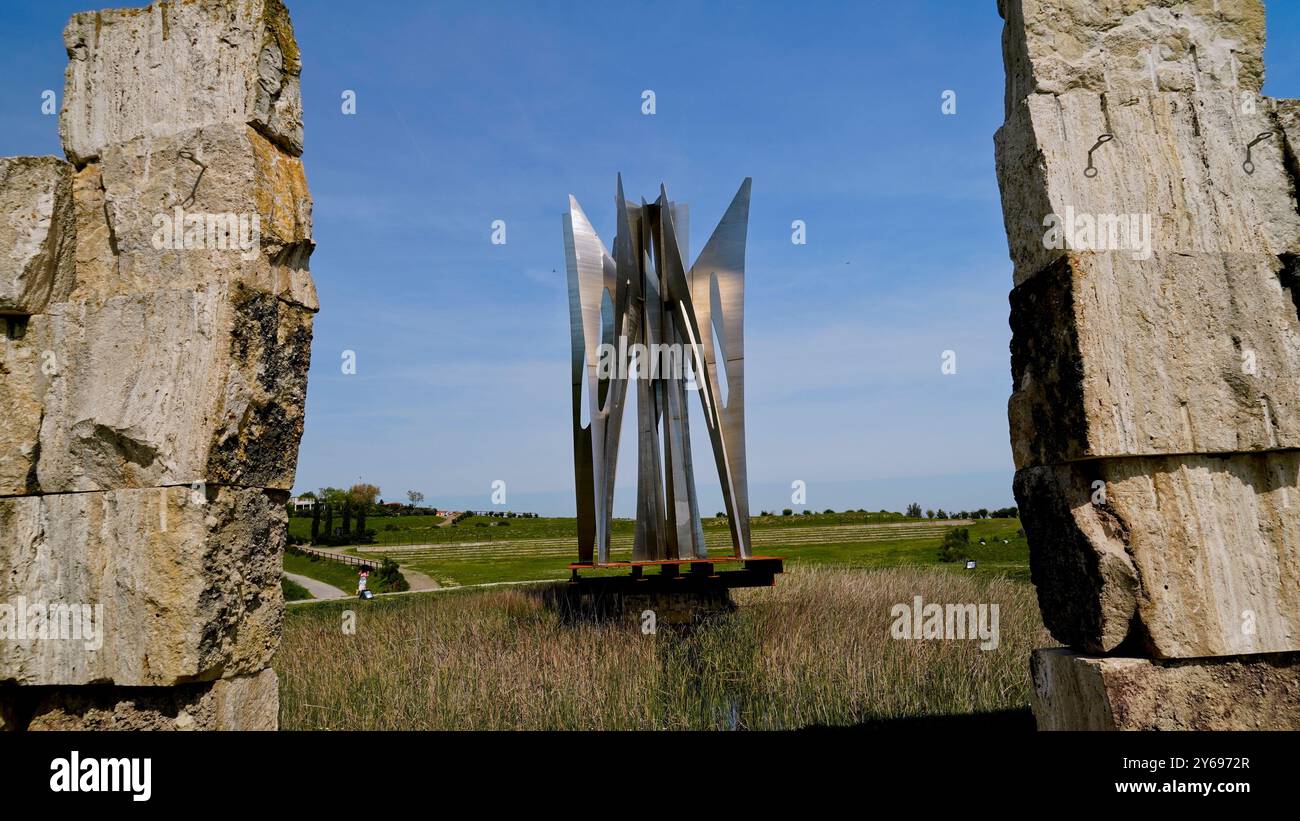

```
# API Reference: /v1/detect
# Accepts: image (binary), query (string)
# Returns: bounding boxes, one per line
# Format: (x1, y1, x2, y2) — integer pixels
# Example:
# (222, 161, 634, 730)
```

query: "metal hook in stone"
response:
(178, 150, 207, 207)
(1243, 131, 1274, 175)
(1084, 133, 1114, 178)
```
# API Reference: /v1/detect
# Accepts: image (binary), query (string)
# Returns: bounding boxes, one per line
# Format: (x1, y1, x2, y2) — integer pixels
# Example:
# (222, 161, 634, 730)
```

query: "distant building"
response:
(291, 496, 316, 512)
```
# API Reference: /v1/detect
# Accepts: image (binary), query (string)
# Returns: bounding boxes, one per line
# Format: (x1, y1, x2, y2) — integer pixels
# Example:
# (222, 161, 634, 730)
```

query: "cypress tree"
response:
(356, 506, 367, 538)
(342, 500, 352, 535)
(311, 502, 321, 541)
(324, 504, 334, 539)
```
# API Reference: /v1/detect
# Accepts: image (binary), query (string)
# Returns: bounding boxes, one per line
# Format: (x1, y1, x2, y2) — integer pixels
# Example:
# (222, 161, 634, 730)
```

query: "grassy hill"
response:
(287, 510, 1027, 587)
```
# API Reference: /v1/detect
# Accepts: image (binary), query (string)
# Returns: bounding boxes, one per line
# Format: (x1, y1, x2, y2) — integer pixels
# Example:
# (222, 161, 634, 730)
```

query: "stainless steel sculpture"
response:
(564, 177, 752, 564)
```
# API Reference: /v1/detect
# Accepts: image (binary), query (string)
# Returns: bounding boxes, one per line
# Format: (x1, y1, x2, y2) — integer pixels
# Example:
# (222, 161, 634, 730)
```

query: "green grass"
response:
(283, 550, 368, 593)
(285, 506, 1028, 588)
(288, 509, 927, 547)
(765, 518, 1031, 582)
(324, 516, 1027, 588)
(281, 577, 313, 602)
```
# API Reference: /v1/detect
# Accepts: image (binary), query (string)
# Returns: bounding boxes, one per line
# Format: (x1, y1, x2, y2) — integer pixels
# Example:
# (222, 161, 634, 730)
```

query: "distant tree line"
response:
(743, 505, 1019, 520)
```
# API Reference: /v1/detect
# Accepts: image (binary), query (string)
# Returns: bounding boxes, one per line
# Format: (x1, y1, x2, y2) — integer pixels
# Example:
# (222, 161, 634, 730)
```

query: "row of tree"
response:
(745, 506, 1020, 519)
(294, 484, 438, 517)
(309, 498, 375, 547)
(905, 503, 1017, 520)
(298, 483, 383, 509)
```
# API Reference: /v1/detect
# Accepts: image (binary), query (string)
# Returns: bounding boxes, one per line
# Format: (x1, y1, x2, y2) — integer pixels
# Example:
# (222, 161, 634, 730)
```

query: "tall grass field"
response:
(277, 564, 1048, 730)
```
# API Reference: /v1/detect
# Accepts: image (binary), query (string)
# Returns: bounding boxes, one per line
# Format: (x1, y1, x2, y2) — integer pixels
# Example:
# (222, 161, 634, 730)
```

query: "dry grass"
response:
(276, 565, 1049, 730)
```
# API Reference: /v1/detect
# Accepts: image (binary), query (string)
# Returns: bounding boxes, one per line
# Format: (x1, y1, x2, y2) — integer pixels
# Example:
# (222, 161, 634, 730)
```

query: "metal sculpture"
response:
(564, 177, 752, 565)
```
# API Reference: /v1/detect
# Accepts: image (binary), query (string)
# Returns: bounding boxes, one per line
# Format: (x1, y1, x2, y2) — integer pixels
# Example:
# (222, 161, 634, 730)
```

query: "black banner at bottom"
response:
(0, 728, 1288, 809)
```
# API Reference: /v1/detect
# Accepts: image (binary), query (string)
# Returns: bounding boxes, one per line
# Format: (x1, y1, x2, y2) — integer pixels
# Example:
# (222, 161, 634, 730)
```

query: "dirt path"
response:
(286, 577, 555, 606)
(284, 572, 349, 600)
(398, 566, 440, 591)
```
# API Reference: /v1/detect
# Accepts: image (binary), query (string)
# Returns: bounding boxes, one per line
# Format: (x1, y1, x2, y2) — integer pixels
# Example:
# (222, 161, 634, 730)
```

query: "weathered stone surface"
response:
(70, 164, 115, 292)
(1017, 451, 1300, 658)
(0, 0, 317, 732)
(1009, 251, 1300, 468)
(1031, 647, 1300, 730)
(0, 316, 52, 497)
(996, 91, 1300, 283)
(61, 0, 303, 165)
(66, 125, 317, 310)
(0, 156, 75, 315)
(0, 487, 284, 687)
(35, 284, 312, 492)
(1000, 0, 1265, 115)
(12, 669, 279, 730)
(101, 125, 314, 277)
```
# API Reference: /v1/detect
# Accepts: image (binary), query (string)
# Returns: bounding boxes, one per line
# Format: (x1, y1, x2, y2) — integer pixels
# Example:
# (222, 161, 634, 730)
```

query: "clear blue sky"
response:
(4, 1, 1300, 516)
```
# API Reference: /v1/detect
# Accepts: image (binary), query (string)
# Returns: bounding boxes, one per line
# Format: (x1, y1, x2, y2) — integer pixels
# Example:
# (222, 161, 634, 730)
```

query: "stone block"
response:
(1017, 452, 1300, 658)
(60, 0, 303, 165)
(1031, 647, 1300, 730)
(0, 156, 75, 315)
(999, 0, 1265, 115)
(1008, 251, 1300, 468)
(35, 284, 312, 492)
(995, 91, 1300, 283)
(67, 125, 317, 310)
(0, 487, 284, 687)
(0, 315, 53, 497)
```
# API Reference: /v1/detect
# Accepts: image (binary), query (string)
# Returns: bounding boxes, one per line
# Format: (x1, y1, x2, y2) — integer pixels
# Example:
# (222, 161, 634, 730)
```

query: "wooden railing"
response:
(290, 544, 387, 567)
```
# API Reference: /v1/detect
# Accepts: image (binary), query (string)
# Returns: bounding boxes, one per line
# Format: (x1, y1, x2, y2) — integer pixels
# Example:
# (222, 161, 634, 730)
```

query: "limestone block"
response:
(1031, 647, 1300, 730)
(0, 156, 75, 315)
(0, 316, 53, 497)
(1016, 452, 1300, 658)
(65, 125, 317, 310)
(999, 0, 1265, 114)
(70, 164, 115, 293)
(1008, 251, 1300, 468)
(35, 284, 312, 492)
(996, 91, 1300, 283)
(61, 0, 303, 165)
(18, 669, 279, 730)
(0, 488, 284, 687)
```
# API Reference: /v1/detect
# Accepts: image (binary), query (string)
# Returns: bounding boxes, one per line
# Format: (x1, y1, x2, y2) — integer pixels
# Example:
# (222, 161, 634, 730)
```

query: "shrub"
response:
(371, 558, 409, 593)
(938, 527, 971, 563)
(281, 577, 312, 602)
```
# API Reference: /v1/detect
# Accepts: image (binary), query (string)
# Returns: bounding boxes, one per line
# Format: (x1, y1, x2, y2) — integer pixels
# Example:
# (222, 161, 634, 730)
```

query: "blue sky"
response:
(5, 1, 1300, 516)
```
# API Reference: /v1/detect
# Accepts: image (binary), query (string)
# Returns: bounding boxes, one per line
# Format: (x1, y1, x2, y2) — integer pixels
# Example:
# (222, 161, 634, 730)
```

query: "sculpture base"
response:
(553, 557, 782, 625)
